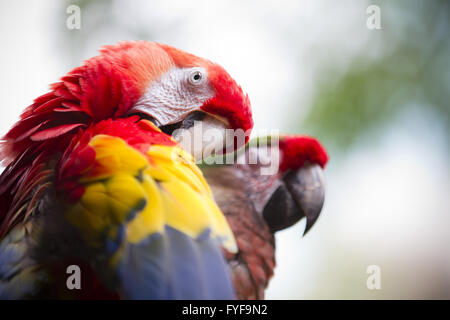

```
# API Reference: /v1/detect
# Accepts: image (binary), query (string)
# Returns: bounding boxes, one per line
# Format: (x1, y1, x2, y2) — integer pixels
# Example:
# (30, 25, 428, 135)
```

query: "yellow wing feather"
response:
(65, 134, 237, 253)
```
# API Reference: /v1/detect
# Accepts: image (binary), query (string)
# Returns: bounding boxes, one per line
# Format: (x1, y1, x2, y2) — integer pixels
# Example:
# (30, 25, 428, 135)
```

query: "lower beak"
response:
(262, 164, 325, 235)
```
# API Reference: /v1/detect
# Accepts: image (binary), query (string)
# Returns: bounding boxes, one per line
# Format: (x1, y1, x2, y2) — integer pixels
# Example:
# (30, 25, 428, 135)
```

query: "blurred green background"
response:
(0, 0, 448, 299)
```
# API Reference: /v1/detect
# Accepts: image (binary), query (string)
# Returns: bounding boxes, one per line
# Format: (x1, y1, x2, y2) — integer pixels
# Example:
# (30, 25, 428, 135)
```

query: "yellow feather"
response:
(65, 134, 237, 254)
(159, 179, 212, 238)
(147, 145, 212, 194)
(80, 134, 148, 182)
(104, 174, 146, 224)
(126, 175, 164, 243)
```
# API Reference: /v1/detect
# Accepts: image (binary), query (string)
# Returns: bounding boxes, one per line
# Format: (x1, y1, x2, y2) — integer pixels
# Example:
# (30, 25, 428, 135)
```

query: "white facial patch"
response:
(131, 67, 215, 126)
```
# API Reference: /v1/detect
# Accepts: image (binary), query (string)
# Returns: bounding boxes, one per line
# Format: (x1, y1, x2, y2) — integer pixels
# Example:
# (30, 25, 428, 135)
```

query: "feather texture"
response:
(57, 119, 236, 299)
(0, 41, 254, 299)
(0, 118, 237, 299)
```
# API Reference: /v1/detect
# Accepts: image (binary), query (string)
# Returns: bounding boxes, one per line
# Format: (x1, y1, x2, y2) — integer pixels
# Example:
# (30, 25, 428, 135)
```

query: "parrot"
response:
(200, 135, 328, 299)
(0, 41, 253, 299)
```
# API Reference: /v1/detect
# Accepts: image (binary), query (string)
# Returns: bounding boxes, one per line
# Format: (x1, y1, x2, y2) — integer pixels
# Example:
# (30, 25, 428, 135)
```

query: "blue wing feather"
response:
(117, 227, 235, 299)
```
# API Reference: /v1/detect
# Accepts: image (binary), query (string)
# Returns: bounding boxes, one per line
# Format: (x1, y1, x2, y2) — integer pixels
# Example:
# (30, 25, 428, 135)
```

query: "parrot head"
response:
(216, 134, 329, 235)
(261, 135, 328, 234)
(127, 43, 253, 160)
(1, 41, 252, 165)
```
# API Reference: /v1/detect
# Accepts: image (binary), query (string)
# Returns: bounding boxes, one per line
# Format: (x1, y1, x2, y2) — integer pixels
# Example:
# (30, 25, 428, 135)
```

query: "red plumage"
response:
(0, 41, 253, 238)
(279, 135, 329, 171)
(201, 64, 253, 138)
(56, 117, 176, 203)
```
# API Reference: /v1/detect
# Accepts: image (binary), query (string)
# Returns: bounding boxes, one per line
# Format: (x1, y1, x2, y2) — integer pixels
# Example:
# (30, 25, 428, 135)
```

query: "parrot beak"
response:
(161, 111, 233, 161)
(262, 163, 325, 235)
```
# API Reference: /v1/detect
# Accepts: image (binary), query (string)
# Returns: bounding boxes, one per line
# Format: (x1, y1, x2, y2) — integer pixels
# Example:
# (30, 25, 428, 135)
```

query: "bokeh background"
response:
(0, 0, 448, 299)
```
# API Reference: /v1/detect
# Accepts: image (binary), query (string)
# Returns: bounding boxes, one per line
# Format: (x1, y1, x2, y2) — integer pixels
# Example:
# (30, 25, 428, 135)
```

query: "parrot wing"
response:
(1, 119, 237, 299)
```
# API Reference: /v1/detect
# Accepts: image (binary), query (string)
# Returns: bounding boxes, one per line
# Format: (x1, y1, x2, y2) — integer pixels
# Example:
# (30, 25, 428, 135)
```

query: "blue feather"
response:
(116, 226, 235, 299)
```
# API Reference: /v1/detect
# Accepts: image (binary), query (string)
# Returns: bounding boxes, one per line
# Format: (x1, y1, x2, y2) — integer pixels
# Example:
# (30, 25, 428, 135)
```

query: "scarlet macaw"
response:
(0, 41, 252, 299)
(201, 135, 328, 299)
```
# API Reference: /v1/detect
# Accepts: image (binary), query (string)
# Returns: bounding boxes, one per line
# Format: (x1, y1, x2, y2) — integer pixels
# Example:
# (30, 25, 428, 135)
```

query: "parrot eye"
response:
(187, 69, 206, 85)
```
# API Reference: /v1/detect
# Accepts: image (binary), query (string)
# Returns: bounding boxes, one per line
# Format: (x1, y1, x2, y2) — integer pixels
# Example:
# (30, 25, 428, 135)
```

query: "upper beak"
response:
(169, 112, 232, 161)
(262, 163, 325, 235)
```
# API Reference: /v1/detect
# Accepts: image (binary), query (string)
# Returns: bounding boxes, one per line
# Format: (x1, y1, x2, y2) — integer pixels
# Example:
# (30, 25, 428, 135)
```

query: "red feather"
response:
(0, 41, 254, 239)
(30, 123, 85, 141)
(201, 64, 253, 140)
(279, 135, 329, 171)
